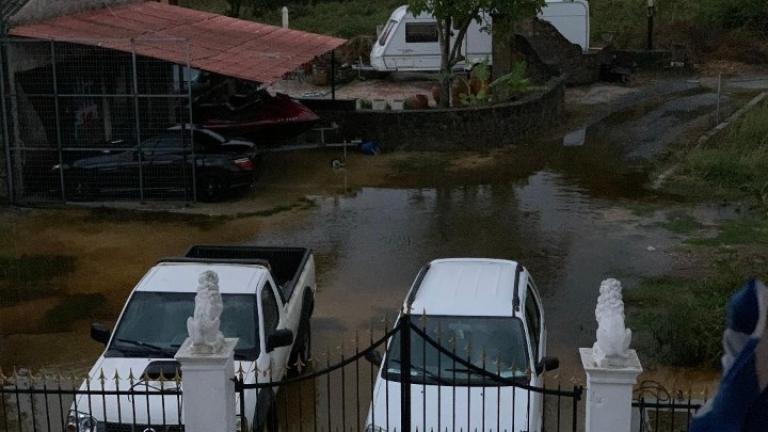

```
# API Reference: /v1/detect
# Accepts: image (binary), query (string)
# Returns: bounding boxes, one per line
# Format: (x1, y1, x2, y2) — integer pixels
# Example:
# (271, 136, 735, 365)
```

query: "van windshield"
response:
(378, 20, 397, 46)
(383, 316, 529, 386)
(107, 292, 259, 360)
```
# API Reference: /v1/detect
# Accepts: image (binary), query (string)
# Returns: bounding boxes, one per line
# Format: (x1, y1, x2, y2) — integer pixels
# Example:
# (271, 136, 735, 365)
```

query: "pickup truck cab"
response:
(69, 245, 316, 432)
(365, 258, 558, 432)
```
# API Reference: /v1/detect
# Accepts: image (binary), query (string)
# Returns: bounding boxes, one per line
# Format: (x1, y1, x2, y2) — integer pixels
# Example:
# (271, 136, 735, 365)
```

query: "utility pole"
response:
(647, 0, 656, 50)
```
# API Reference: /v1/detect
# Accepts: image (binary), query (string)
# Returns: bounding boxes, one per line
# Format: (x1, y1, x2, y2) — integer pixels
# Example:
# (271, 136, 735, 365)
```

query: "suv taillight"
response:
(234, 158, 254, 170)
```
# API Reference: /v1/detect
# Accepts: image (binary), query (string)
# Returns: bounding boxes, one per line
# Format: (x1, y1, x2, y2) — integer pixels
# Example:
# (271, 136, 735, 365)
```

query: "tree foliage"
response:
(407, 0, 543, 106)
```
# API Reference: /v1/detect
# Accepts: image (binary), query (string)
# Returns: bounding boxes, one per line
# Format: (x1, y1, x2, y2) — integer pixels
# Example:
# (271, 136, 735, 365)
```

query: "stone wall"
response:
(514, 18, 608, 85)
(315, 77, 565, 151)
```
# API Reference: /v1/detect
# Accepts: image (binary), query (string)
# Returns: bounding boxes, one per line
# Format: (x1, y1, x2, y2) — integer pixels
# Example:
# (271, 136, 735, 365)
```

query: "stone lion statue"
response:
(187, 270, 225, 354)
(592, 278, 632, 368)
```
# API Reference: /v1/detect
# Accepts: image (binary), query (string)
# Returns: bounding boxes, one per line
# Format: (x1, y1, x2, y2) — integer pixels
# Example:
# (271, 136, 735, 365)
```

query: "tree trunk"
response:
(439, 19, 452, 108)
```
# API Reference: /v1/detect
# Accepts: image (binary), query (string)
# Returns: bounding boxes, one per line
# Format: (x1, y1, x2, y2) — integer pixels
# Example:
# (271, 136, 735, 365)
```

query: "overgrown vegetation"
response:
(687, 217, 768, 246)
(591, 0, 768, 62)
(180, 0, 402, 38)
(624, 263, 753, 368)
(672, 101, 768, 205)
(40, 294, 107, 331)
(656, 212, 702, 235)
(0, 255, 77, 306)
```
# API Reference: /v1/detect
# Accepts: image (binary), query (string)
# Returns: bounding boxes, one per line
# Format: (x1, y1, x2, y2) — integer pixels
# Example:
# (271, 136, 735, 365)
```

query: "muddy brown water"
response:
(1, 79, 742, 390)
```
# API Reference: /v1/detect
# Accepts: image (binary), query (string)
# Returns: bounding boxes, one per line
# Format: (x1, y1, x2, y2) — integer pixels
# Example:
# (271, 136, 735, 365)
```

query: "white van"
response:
(370, 1, 590, 72)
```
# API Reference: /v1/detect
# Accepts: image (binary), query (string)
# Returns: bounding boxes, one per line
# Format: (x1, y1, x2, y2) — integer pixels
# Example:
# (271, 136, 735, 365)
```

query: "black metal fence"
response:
(0, 38, 197, 204)
(0, 368, 184, 432)
(237, 316, 584, 432)
(632, 381, 707, 432)
(1, 316, 584, 432)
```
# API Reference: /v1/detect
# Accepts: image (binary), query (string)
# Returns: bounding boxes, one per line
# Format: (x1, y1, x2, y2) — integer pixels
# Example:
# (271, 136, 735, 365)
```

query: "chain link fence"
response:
(0, 38, 197, 204)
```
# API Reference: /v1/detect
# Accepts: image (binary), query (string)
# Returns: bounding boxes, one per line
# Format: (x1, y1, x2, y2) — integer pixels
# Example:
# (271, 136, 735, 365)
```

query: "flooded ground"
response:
(1, 76, 760, 391)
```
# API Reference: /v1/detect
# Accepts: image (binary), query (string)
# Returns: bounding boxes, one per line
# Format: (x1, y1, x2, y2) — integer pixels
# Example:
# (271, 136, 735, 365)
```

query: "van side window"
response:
(379, 20, 397, 46)
(525, 286, 542, 361)
(261, 283, 279, 334)
(405, 22, 438, 43)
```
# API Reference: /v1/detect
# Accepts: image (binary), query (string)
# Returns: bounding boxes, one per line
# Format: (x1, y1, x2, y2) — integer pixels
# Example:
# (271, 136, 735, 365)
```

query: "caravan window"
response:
(378, 20, 397, 46)
(405, 22, 438, 43)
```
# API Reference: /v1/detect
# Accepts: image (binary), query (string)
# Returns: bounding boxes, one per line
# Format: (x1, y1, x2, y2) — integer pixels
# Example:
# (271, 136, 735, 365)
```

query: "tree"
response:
(408, 0, 544, 107)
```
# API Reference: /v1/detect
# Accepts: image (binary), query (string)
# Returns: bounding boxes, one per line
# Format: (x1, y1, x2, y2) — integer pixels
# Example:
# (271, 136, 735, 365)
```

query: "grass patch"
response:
(84, 208, 230, 230)
(235, 198, 316, 218)
(672, 100, 768, 205)
(40, 294, 107, 332)
(687, 217, 768, 246)
(657, 212, 702, 234)
(624, 267, 749, 368)
(390, 153, 452, 176)
(0, 255, 77, 306)
(591, 0, 767, 57)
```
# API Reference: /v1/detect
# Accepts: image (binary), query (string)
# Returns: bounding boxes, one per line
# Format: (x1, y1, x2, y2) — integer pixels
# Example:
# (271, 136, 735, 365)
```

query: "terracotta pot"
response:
(469, 76, 488, 96)
(404, 94, 430, 110)
(451, 79, 468, 107)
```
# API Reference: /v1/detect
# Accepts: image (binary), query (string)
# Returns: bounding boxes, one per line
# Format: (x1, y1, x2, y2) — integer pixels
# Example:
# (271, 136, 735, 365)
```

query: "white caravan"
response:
(370, 1, 590, 72)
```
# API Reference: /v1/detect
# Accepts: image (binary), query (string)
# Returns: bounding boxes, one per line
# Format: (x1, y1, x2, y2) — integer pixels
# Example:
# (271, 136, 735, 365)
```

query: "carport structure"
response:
(1, 1, 345, 203)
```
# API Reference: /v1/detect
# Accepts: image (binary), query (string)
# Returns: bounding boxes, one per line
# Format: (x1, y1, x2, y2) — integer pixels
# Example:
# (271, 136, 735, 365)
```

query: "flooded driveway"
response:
(0, 77, 752, 384)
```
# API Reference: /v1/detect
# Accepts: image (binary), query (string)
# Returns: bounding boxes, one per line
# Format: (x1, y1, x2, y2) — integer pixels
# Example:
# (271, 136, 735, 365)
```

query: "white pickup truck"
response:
(68, 245, 316, 432)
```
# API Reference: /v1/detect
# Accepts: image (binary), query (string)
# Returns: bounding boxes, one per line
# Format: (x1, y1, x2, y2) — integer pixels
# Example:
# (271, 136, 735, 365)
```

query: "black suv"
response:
(53, 128, 259, 202)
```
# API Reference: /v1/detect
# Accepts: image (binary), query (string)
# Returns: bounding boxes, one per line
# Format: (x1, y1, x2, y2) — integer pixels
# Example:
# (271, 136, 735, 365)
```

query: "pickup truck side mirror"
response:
(364, 350, 383, 367)
(536, 356, 560, 374)
(266, 329, 294, 352)
(91, 322, 111, 345)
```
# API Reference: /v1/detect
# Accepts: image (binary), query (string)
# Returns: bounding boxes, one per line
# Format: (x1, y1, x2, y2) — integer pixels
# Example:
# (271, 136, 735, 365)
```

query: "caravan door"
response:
(401, 19, 441, 70)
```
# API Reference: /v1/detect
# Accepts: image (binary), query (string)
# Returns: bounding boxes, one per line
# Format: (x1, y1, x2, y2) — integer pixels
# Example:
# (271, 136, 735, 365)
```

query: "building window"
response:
(405, 22, 438, 43)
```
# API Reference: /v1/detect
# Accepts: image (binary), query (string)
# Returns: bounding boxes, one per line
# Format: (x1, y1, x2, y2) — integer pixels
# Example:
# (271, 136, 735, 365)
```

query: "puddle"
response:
(0, 78, 743, 384)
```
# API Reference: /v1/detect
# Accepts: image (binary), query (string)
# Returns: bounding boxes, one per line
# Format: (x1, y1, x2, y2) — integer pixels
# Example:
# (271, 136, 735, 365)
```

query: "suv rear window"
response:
(384, 315, 529, 386)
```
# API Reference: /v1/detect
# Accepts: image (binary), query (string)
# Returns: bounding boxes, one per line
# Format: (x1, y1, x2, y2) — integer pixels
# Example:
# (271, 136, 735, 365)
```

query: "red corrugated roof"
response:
(9, 1, 346, 84)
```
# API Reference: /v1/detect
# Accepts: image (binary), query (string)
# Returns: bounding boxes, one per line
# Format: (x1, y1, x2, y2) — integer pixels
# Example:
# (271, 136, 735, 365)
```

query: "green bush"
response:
(590, 0, 767, 49)
(699, 0, 768, 35)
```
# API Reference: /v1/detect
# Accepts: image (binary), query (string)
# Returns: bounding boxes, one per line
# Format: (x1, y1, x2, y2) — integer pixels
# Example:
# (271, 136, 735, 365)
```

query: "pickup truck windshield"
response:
(383, 316, 529, 386)
(107, 292, 258, 360)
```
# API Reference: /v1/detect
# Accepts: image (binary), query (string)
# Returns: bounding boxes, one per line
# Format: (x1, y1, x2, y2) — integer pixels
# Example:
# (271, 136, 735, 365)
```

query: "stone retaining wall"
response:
(314, 77, 565, 151)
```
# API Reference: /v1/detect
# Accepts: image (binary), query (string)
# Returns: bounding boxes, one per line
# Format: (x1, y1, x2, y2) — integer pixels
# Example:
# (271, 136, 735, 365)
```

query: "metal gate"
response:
(0, 37, 197, 204)
(236, 315, 584, 432)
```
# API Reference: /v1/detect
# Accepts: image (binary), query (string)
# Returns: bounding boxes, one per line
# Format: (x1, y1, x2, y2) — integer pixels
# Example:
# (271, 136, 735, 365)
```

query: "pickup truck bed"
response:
(184, 245, 311, 301)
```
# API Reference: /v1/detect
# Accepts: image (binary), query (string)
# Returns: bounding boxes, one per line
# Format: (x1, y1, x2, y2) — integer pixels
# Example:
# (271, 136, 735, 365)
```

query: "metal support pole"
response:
(716, 73, 722, 124)
(131, 40, 145, 202)
(330, 50, 336, 101)
(186, 44, 197, 202)
(399, 314, 412, 432)
(646, 1, 655, 51)
(0, 38, 15, 203)
(50, 40, 66, 202)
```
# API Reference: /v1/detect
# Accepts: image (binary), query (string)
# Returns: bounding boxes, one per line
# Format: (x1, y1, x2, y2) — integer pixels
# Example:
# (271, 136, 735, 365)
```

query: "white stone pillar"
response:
(175, 338, 239, 432)
(282, 7, 289, 28)
(579, 348, 643, 432)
